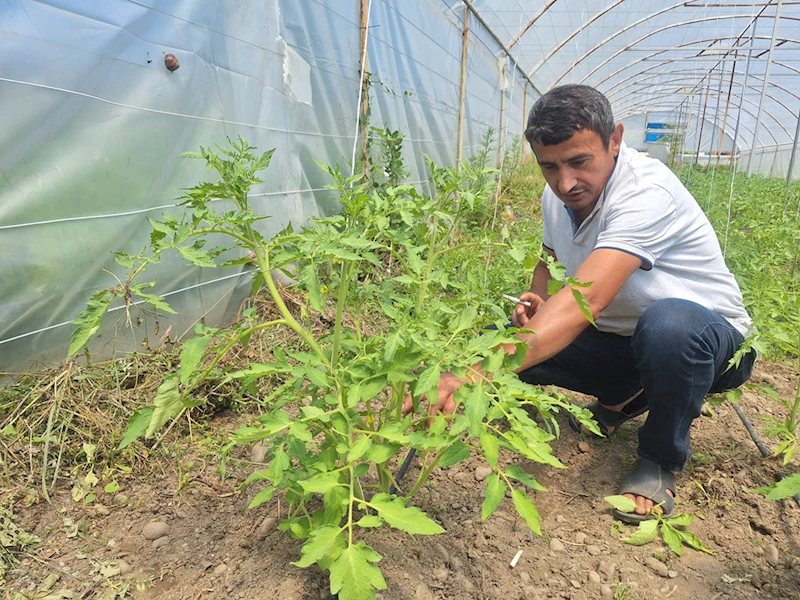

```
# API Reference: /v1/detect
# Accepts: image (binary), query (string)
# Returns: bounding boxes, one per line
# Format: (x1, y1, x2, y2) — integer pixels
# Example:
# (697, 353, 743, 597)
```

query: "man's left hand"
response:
(401, 371, 466, 426)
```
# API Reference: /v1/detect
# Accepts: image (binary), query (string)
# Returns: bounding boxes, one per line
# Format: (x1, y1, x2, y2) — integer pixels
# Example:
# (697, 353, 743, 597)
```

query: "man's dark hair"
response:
(525, 84, 615, 149)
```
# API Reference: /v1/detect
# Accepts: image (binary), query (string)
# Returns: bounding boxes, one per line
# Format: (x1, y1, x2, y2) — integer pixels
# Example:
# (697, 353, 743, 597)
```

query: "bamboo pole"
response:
(521, 84, 529, 161)
(786, 109, 800, 185)
(716, 52, 738, 165)
(359, 0, 370, 179)
(456, 6, 470, 170)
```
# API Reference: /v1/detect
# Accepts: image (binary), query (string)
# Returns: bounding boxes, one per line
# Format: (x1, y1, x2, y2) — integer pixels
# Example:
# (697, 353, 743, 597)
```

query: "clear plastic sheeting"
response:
(2, 0, 800, 370)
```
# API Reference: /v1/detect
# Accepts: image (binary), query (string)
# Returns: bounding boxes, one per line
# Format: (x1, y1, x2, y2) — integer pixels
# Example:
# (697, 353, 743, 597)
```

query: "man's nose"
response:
(558, 169, 578, 193)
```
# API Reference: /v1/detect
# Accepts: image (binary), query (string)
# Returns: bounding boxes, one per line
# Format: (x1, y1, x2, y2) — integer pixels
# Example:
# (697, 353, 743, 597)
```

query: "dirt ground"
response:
(5, 360, 800, 600)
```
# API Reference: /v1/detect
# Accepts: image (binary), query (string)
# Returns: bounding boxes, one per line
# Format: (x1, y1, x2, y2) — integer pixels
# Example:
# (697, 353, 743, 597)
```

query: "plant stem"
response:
(332, 262, 354, 368)
(347, 464, 355, 545)
(407, 449, 444, 498)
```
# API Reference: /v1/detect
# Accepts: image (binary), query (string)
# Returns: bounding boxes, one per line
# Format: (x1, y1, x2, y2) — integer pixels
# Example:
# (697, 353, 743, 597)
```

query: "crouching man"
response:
(404, 84, 755, 523)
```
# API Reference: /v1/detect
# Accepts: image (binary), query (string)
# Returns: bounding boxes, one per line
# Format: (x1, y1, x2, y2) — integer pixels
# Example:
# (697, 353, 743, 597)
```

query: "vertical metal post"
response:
(786, 108, 800, 186)
(521, 84, 529, 161)
(496, 60, 507, 171)
(708, 60, 726, 166)
(359, 0, 370, 179)
(731, 14, 758, 173)
(717, 53, 738, 165)
(456, 6, 470, 170)
(693, 77, 712, 169)
(747, 0, 783, 175)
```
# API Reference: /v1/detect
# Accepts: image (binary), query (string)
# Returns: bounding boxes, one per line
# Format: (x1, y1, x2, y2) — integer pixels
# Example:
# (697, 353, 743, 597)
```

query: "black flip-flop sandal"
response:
(568, 391, 649, 437)
(613, 458, 676, 524)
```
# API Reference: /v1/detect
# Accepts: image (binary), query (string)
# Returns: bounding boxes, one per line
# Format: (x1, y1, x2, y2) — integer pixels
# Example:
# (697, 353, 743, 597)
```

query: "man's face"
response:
(531, 124, 623, 222)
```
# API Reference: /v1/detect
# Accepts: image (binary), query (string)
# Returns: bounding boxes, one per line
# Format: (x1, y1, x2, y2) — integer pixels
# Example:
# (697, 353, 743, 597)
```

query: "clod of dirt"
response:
(765, 544, 781, 567)
(251, 442, 269, 464)
(575, 532, 587, 544)
(644, 556, 669, 578)
(577, 441, 591, 453)
(118, 560, 132, 575)
(152, 536, 169, 549)
(600, 584, 614, 598)
(414, 582, 434, 600)
(257, 516, 277, 539)
(588, 570, 601, 583)
(586, 544, 602, 556)
(668, 570, 678, 578)
(213, 563, 229, 577)
(434, 542, 450, 565)
(549, 538, 565, 552)
(522, 586, 540, 600)
(597, 560, 615, 578)
(474, 465, 493, 481)
(433, 568, 448, 582)
(142, 521, 169, 540)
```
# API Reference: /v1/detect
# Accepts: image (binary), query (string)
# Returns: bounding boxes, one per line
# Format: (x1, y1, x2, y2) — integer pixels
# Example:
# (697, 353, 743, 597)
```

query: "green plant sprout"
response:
(67, 137, 599, 600)
(605, 495, 712, 556)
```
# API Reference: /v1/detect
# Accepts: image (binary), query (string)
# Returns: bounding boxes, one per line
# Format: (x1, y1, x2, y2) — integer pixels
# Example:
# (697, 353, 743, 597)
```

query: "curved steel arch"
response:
(507, 0, 560, 49)
(555, 14, 800, 88)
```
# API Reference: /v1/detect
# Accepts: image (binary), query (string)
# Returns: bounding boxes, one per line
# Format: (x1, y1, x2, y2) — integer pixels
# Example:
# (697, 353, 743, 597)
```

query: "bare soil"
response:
(6, 360, 800, 600)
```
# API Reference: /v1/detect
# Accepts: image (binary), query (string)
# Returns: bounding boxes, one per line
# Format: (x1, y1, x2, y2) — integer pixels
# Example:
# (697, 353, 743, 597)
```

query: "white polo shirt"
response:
(541, 142, 752, 336)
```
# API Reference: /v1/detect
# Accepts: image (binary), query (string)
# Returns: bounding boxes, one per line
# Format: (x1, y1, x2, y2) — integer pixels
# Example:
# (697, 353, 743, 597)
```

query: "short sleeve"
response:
(594, 184, 678, 269)
(541, 188, 554, 251)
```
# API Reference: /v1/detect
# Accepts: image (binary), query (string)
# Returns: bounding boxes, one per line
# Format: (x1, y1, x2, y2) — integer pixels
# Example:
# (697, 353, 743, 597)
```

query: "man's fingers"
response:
(401, 394, 414, 416)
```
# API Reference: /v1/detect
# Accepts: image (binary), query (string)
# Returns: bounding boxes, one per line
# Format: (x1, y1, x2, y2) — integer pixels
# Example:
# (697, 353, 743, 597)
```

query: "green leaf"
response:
(547, 279, 563, 296)
(329, 542, 386, 600)
(505, 465, 546, 492)
(258, 410, 293, 436)
(677, 530, 713, 554)
(366, 443, 400, 464)
(179, 336, 210, 384)
(464, 384, 488, 437)
(68, 291, 113, 357)
(664, 513, 693, 528)
(130, 283, 178, 315)
(481, 348, 505, 374)
(511, 489, 541, 535)
(439, 441, 470, 468)
(300, 264, 323, 311)
(146, 376, 183, 438)
(660, 523, 683, 556)
(292, 525, 346, 568)
(414, 364, 441, 398)
(480, 430, 499, 468)
(307, 367, 330, 388)
(348, 436, 372, 462)
(248, 486, 276, 509)
(621, 519, 659, 546)
(299, 472, 343, 494)
(355, 515, 383, 528)
(118, 406, 153, 449)
(289, 421, 312, 442)
(225, 362, 291, 380)
(451, 306, 478, 334)
(178, 244, 217, 268)
(757, 473, 800, 500)
(569, 285, 596, 327)
(104, 481, 120, 494)
(481, 474, 505, 520)
(604, 495, 638, 513)
(384, 331, 402, 362)
(368, 494, 445, 535)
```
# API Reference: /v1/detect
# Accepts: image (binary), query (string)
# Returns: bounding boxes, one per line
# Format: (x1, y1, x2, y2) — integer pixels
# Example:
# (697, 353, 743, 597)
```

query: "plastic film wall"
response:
(0, 0, 529, 370)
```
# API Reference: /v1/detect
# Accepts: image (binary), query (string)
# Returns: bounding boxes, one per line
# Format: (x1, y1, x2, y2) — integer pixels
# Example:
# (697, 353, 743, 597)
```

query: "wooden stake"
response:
(456, 7, 470, 170)
(359, 0, 370, 179)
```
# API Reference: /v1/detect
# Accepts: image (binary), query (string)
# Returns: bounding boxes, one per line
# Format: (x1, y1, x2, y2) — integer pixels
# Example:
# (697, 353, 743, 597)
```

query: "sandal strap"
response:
(618, 458, 676, 508)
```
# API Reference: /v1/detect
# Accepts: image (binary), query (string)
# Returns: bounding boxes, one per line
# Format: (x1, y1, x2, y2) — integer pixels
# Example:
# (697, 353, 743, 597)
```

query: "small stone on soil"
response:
(433, 568, 449, 582)
(598, 560, 615, 578)
(414, 583, 434, 600)
(474, 465, 493, 481)
(450, 556, 463, 570)
(668, 570, 678, 578)
(555, 514, 566, 523)
(570, 579, 581, 589)
(142, 521, 169, 541)
(522, 586, 540, 600)
(257, 516, 277, 539)
(213, 563, 229, 577)
(250, 441, 268, 463)
(586, 544, 602, 556)
(577, 441, 591, 453)
(520, 572, 531, 584)
(765, 544, 780, 566)
(600, 584, 614, 599)
(549, 538, 565, 552)
(588, 571, 601, 584)
(644, 556, 669, 578)
(152, 536, 169, 549)
(118, 560, 132, 575)
(575, 532, 587, 544)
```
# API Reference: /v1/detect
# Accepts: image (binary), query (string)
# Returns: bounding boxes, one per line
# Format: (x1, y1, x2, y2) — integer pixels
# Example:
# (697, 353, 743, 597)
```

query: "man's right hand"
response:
(510, 292, 545, 328)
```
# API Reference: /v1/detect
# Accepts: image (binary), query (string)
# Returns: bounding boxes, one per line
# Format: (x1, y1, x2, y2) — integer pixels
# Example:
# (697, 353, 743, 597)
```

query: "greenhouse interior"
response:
(2, 1, 800, 599)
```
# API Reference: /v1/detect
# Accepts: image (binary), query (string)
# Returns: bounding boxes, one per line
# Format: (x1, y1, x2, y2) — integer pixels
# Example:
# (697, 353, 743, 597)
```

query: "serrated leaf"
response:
(414, 364, 441, 398)
(665, 513, 693, 528)
(547, 279, 563, 296)
(146, 376, 183, 438)
(68, 291, 113, 357)
(292, 525, 345, 568)
(660, 523, 683, 556)
(621, 518, 659, 546)
(329, 542, 386, 600)
(177, 244, 217, 268)
(677, 530, 713, 554)
(225, 362, 290, 381)
(368, 493, 445, 535)
(480, 430, 499, 468)
(511, 489, 541, 534)
(355, 515, 383, 528)
(384, 331, 402, 362)
(179, 336, 210, 384)
(604, 495, 638, 513)
(118, 407, 153, 449)
(464, 384, 488, 437)
(439, 441, 470, 468)
(289, 421, 312, 442)
(760, 473, 800, 500)
(570, 286, 596, 327)
(299, 472, 343, 494)
(307, 367, 330, 388)
(248, 486, 276, 509)
(505, 465, 546, 492)
(300, 264, 323, 311)
(348, 436, 372, 462)
(451, 306, 478, 335)
(481, 473, 505, 520)
(131, 283, 178, 315)
(366, 443, 400, 464)
(481, 348, 505, 374)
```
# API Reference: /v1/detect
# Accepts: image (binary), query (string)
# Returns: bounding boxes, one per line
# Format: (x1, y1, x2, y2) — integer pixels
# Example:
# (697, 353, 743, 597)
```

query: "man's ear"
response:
(610, 123, 624, 157)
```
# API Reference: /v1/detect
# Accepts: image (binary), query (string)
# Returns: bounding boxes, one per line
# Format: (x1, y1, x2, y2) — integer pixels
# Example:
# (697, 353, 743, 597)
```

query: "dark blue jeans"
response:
(517, 298, 756, 472)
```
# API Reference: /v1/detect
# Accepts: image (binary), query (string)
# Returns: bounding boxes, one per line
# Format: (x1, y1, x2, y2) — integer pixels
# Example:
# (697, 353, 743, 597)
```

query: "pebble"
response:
(250, 441, 269, 463)
(668, 570, 678, 579)
(414, 583, 434, 600)
(555, 514, 566, 523)
(600, 584, 614, 599)
(549, 538, 565, 552)
(474, 466, 493, 481)
(598, 560, 615, 578)
(213, 563, 229, 577)
(518, 571, 531, 584)
(546, 578, 562, 588)
(575, 532, 587, 544)
(433, 568, 449, 582)
(152, 536, 169, 549)
(142, 521, 169, 541)
(522, 587, 540, 600)
(765, 544, 781, 567)
(577, 441, 591, 453)
(588, 570, 602, 584)
(644, 556, 669, 578)
(570, 580, 581, 589)
(456, 574, 474, 592)
(475, 532, 487, 547)
(453, 472, 470, 485)
(586, 544, 602, 556)
(118, 560, 132, 575)
(450, 556, 463, 570)
(435, 543, 450, 565)
(257, 516, 277, 539)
